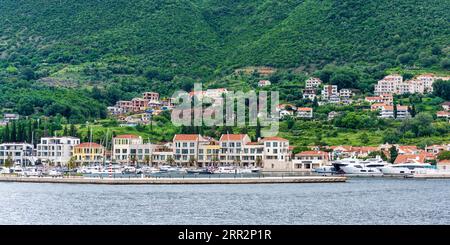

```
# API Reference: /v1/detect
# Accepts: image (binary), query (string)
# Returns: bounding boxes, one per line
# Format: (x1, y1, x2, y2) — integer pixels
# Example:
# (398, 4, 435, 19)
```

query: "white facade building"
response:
(0, 143, 35, 165)
(37, 137, 80, 165)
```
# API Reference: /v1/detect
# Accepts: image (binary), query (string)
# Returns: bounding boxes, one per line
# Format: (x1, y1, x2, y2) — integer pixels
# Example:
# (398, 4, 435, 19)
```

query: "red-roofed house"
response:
(442, 102, 450, 111)
(437, 111, 450, 119)
(380, 105, 410, 119)
(371, 103, 386, 111)
(73, 142, 105, 165)
(297, 107, 313, 118)
(437, 159, 450, 171)
(394, 153, 435, 164)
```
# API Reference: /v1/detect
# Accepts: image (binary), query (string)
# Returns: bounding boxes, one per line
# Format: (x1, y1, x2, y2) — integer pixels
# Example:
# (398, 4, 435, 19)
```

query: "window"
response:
(236, 142, 241, 147)
(265, 142, 270, 147)
(183, 143, 187, 147)
(273, 142, 278, 147)
(190, 143, 195, 147)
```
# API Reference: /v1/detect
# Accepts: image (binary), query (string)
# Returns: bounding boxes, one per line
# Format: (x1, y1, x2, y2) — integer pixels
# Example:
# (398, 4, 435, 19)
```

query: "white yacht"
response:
(0, 167, 11, 174)
(21, 167, 42, 177)
(333, 158, 383, 176)
(360, 157, 391, 170)
(380, 163, 434, 176)
(214, 166, 238, 174)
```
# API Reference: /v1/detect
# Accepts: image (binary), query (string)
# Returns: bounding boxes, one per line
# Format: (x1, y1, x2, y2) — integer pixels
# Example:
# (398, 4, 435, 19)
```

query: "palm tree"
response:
(166, 156, 175, 166)
(255, 156, 263, 168)
(144, 155, 150, 166)
(4, 154, 13, 168)
(188, 156, 197, 168)
(67, 156, 77, 177)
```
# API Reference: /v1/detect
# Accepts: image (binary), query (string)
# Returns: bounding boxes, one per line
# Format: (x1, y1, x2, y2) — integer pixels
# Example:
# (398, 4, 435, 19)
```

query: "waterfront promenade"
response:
(0, 175, 346, 185)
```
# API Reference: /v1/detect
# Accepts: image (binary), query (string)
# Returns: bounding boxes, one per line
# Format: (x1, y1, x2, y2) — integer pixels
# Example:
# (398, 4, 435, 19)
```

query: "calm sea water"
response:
(0, 178, 449, 224)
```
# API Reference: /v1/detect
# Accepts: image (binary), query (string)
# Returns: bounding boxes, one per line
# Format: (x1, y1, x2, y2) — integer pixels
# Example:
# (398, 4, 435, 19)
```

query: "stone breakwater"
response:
(0, 176, 347, 185)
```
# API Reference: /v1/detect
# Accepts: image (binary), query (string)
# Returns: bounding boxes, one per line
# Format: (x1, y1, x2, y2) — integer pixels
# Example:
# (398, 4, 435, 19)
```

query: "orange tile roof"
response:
(438, 160, 450, 165)
(296, 151, 328, 156)
(261, 136, 288, 142)
(297, 107, 312, 111)
(219, 134, 248, 141)
(115, 134, 140, 139)
(173, 134, 200, 141)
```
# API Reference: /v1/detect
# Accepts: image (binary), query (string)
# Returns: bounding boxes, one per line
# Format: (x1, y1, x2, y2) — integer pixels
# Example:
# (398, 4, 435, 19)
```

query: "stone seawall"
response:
(0, 176, 347, 185)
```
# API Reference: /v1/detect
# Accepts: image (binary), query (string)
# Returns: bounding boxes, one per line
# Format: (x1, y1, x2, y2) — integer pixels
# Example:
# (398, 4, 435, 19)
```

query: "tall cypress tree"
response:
(10, 121, 17, 142)
(2, 124, 10, 142)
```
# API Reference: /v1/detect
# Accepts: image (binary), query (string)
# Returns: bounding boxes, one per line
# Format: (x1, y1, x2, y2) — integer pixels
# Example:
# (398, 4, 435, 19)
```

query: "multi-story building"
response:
(297, 107, 313, 118)
(72, 143, 105, 165)
(292, 151, 330, 171)
(116, 100, 133, 113)
(305, 77, 322, 89)
(173, 134, 205, 166)
(0, 143, 34, 166)
(112, 134, 153, 164)
(374, 75, 403, 95)
(37, 137, 80, 165)
(219, 134, 252, 166)
(260, 136, 290, 171)
(143, 92, 160, 102)
(339, 89, 353, 98)
(131, 98, 149, 113)
(302, 88, 317, 100)
(321, 85, 338, 99)
(379, 105, 410, 119)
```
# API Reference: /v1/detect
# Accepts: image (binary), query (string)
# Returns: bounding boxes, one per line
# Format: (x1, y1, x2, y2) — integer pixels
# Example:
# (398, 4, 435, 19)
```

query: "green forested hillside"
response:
(0, 0, 449, 122)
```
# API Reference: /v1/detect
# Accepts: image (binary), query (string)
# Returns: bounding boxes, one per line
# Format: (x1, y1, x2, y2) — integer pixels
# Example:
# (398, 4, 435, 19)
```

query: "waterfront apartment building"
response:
(0, 143, 34, 166)
(219, 134, 252, 166)
(73, 143, 105, 165)
(260, 137, 291, 171)
(173, 134, 204, 166)
(37, 137, 80, 165)
(112, 134, 153, 164)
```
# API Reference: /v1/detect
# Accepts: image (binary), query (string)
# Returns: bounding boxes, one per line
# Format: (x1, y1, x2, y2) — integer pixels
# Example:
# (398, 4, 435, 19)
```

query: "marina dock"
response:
(0, 175, 347, 185)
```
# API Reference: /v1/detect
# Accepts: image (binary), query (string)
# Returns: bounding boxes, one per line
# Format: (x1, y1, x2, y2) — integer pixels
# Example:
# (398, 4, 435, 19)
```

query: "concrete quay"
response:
(0, 175, 347, 185)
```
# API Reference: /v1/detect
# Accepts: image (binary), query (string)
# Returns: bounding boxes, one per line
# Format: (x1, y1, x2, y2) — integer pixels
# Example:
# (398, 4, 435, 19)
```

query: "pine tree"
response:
(27, 120, 33, 143)
(69, 123, 77, 137)
(389, 146, 398, 163)
(2, 124, 10, 142)
(255, 118, 261, 140)
(63, 125, 68, 136)
(10, 121, 17, 142)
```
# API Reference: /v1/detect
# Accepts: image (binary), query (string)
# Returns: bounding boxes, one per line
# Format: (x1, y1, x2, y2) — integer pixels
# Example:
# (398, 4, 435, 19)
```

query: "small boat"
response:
(213, 166, 238, 174)
(21, 167, 42, 177)
(0, 167, 11, 174)
(186, 168, 214, 174)
(48, 169, 63, 177)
